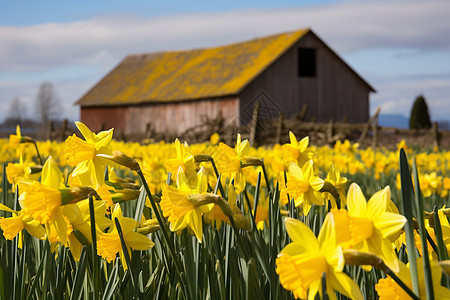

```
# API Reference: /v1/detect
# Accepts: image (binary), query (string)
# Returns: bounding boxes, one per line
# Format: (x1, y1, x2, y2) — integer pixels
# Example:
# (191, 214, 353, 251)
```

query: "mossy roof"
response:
(76, 29, 311, 106)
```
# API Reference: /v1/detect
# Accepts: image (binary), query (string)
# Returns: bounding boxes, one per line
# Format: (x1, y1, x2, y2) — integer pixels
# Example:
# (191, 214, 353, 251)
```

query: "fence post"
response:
(372, 116, 379, 149)
(249, 102, 260, 147)
(298, 104, 308, 121)
(327, 119, 334, 145)
(275, 112, 284, 144)
(60, 119, 68, 141)
(358, 107, 381, 145)
(432, 121, 440, 150)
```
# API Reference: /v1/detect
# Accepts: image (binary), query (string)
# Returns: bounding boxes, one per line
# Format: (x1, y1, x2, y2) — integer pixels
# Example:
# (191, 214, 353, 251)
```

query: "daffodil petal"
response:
(95, 129, 114, 148)
(284, 217, 319, 251)
(75, 121, 96, 143)
(367, 186, 390, 221)
(374, 212, 406, 240)
(347, 183, 368, 217)
(125, 231, 155, 250)
(367, 235, 400, 273)
(329, 272, 364, 300)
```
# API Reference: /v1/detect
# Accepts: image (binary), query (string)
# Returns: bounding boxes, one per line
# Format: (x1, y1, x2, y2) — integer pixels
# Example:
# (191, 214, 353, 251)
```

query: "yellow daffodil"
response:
(324, 164, 348, 208)
(62, 199, 112, 261)
(64, 121, 114, 188)
(286, 160, 324, 215)
(276, 215, 363, 300)
(0, 203, 46, 247)
(420, 172, 442, 198)
(18, 157, 91, 245)
(214, 134, 250, 193)
(376, 258, 450, 299)
(331, 183, 406, 273)
(281, 132, 315, 167)
(164, 138, 197, 184)
(6, 154, 41, 190)
(97, 204, 154, 265)
(160, 167, 215, 242)
(204, 183, 250, 231)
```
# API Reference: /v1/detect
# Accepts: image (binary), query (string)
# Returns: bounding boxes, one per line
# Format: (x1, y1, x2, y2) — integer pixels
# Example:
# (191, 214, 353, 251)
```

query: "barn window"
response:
(298, 48, 316, 77)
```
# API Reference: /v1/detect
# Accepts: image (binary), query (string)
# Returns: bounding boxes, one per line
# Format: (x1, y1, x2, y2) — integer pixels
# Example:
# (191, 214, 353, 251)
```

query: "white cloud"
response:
(370, 73, 450, 120)
(0, 0, 449, 123)
(1, 0, 449, 72)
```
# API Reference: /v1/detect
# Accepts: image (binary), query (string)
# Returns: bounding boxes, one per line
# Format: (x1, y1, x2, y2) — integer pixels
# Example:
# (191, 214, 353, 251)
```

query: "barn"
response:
(76, 28, 375, 137)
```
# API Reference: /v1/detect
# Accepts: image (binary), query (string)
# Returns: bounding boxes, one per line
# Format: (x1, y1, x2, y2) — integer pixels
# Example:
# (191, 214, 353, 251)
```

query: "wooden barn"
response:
(76, 28, 375, 136)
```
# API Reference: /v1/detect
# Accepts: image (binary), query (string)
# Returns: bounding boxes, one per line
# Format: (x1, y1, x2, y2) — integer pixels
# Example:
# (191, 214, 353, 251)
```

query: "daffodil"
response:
(376, 258, 450, 299)
(276, 215, 363, 300)
(62, 198, 112, 261)
(214, 134, 251, 193)
(9, 125, 31, 157)
(324, 164, 347, 208)
(331, 183, 406, 273)
(164, 138, 197, 184)
(18, 157, 93, 245)
(0, 203, 46, 248)
(97, 204, 154, 265)
(160, 167, 215, 242)
(286, 160, 324, 215)
(6, 154, 41, 190)
(282, 132, 314, 166)
(204, 183, 250, 231)
(64, 121, 114, 188)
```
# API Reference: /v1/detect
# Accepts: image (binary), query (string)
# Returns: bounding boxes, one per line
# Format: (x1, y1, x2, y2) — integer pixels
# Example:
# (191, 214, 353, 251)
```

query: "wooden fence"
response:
(42, 106, 450, 150)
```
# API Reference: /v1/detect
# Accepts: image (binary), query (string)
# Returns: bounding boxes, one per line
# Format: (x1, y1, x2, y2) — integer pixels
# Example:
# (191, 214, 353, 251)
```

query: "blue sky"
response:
(1, 0, 449, 124)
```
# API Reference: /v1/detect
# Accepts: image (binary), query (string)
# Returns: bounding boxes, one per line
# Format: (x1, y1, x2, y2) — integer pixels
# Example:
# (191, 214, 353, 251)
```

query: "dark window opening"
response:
(298, 48, 316, 77)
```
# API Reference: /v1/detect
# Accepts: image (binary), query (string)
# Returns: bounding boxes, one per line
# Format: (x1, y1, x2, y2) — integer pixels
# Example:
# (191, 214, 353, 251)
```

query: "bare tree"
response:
(35, 81, 60, 137)
(8, 97, 27, 124)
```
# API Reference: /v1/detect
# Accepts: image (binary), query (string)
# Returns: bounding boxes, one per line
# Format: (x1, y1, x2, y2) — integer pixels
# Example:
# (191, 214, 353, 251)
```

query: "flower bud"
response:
(241, 157, 264, 168)
(60, 186, 98, 205)
(343, 249, 387, 272)
(231, 206, 251, 231)
(137, 219, 160, 235)
(98, 151, 140, 171)
(111, 189, 141, 203)
(194, 154, 212, 163)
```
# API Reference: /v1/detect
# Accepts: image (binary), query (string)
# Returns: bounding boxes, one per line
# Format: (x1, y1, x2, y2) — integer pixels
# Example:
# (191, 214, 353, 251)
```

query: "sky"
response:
(1, 0, 449, 124)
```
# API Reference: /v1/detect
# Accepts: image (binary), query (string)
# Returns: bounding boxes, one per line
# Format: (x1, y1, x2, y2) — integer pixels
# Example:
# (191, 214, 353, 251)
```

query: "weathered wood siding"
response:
(80, 106, 130, 134)
(125, 97, 239, 135)
(239, 31, 371, 124)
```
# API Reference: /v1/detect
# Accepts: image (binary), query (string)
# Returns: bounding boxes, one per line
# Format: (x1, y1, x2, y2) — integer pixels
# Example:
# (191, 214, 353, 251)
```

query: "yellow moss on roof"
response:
(77, 29, 310, 106)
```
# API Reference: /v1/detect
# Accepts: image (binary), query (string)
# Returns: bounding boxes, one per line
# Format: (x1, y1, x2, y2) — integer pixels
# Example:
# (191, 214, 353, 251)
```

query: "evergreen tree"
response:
(409, 94, 432, 129)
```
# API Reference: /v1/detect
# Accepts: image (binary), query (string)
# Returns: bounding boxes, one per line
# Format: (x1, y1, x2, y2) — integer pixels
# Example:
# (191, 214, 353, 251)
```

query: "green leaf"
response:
(102, 258, 119, 300)
(412, 159, 434, 300)
(399, 149, 420, 296)
(432, 205, 449, 261)
(134, 188, 147, 225)
(69, 246, 88, 300)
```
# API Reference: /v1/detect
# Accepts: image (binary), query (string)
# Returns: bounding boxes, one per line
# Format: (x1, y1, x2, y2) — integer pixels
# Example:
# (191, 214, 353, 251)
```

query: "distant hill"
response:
(378, 114, 409, 129)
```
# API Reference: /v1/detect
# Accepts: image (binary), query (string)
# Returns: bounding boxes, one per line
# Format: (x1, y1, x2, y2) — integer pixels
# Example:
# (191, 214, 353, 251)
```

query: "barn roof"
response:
(76, 28, 374, 107)
(77, 29, 312, 106)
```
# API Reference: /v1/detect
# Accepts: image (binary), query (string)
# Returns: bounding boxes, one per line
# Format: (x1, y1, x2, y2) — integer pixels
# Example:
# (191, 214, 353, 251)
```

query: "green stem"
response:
(261, 162, 271, 194)
(209, 157, 226, 197)
(114, 218, 135, 289)
(32, 141, 43, 165)
(433, 205, 449, 261)
(89, 196, 100, 299)
(136, 169, 189, 299)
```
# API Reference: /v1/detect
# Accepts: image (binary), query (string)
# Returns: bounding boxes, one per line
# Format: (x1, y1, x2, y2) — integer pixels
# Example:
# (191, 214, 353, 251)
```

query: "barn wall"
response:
(239, 31, 371, 124)
(80, 106, 129, 134)
(126, 97, 239, 135)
